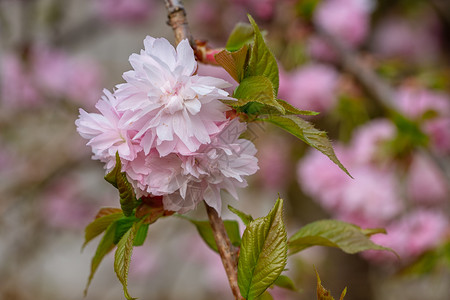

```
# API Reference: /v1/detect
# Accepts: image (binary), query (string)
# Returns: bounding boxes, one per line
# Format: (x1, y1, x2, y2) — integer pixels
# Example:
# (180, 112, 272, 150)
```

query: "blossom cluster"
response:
(76, 37, 259, 215)
(298, 115, 449, 262)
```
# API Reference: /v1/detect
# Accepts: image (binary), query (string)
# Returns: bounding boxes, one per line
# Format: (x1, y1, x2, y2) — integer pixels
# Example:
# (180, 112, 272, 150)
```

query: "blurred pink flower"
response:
(372, 16, 441, 64)
(95, 0, 153, 24)
(395, 87, 450, 119)
(424, 118, 450, 154)
(365, 210, 449, 262)
(406, 154, 448, 204)
(298, 120, 403, 227)
(42, 179, 96, 229)
(230, 0, 277, 20)
(350, 119, 396, 165)
(314, 0, 372, 46)
(257, 137, 290, 190)
(1, 54, 42, 107)
(279, 64, 338, 112)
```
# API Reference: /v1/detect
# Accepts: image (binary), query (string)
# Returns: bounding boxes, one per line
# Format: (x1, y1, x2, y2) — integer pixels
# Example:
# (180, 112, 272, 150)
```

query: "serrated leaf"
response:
(114, 216, 138, 244)
(104, 153, 138, 216)
(84, 222, 117, 296)
(233, 76, 285, 114)
(83, 211, 124, 249)
(179, 216, 241, 252)
(133, 223, 149, 246)
(226, 22, 254, 51)
(117, 171, 137, 217)
(271, 99, 319, 116)
(289, 220, 394, 255)
(215, 45, 249, 82)
(262, 115, 351, 177)
(238, 198, 288, 300)
(228, 205, 254, 226)
(274, 275, 297, 291)
(114, 221, 140, 300)
(246, 15, 279, 94)
(257, 291, 274, 300)
(316, 268, 347, 300)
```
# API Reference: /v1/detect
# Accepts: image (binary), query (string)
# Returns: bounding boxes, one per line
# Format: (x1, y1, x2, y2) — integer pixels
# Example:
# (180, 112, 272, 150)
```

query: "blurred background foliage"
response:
(0, 0, 449, 299)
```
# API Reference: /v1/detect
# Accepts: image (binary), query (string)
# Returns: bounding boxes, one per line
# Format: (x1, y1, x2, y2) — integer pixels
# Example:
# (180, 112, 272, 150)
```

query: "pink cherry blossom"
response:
(314, 0, 372, 47)
(278, 64, 339, 112)
(406, 154, 448, 204)
(257, 137, 290, 190)
(163, 120, 259, 214)
(76, 89, 142, 170)
(424, 117, 450, 154)
(115, 37, 234, 156)
(350, 119, 396, 165)
(395, 87, 450, 119)
(365, 210, 449, 263)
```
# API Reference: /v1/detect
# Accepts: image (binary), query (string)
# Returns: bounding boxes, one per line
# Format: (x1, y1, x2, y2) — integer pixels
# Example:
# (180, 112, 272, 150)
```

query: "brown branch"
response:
(206, 204, 243, 300)
(164, 0, 195, 48)
(164, 1, 243, 299)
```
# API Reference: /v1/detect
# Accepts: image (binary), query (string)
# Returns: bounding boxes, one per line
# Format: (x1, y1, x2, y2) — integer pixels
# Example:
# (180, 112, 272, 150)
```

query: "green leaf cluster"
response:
(217, 15, 349, 176)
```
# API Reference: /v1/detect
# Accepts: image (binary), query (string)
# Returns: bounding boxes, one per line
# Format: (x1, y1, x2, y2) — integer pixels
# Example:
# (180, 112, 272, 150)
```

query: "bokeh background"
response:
(1, 0, 449, 299)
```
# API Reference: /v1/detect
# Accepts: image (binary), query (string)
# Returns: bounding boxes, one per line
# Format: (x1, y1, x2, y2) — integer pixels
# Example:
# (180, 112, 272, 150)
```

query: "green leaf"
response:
(104, 153, 138, 216)
(133, 223, 149, 246)
(114, 221, 140, 300)
(246, 15, 279, 94)
(83, 211, 124, 249)
(84, 222, 117, 296)
(262, 115, 351, 177)
(274, 275, 297, 291)
(114, 216, 138, 244)
(316, 268, 347, 300)
(228, 205, 254, 226)
(226, 22, 254, 51)
(233, 76, 285, 114)
(179, 216, 241, 252)
(289, 220, 394, 255)
(257, 291, 274, 300)
(238, 198, 288, 300)
(117, 171, 137, 217)
(215, 45, 249, 83)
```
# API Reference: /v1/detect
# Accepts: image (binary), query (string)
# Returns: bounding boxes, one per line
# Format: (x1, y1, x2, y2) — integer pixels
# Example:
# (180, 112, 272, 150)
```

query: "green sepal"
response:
(228, 205, 254, 226)
(238, 198, 288, 300)
(289, 220, 395, 256)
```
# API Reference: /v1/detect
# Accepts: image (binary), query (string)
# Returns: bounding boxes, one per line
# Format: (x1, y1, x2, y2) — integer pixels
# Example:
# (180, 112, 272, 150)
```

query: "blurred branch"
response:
(317, 25, 450, 182)
(164, 1, 242, 299)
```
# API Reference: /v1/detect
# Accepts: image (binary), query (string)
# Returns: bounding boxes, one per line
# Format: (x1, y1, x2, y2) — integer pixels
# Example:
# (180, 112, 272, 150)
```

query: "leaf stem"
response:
(205, 203, 243, 300)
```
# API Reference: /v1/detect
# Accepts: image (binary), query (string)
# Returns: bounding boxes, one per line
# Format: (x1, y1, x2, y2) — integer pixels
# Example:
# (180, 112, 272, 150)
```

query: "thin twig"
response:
(163, 1, 243, 299)
(206, 204, 243, 300)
